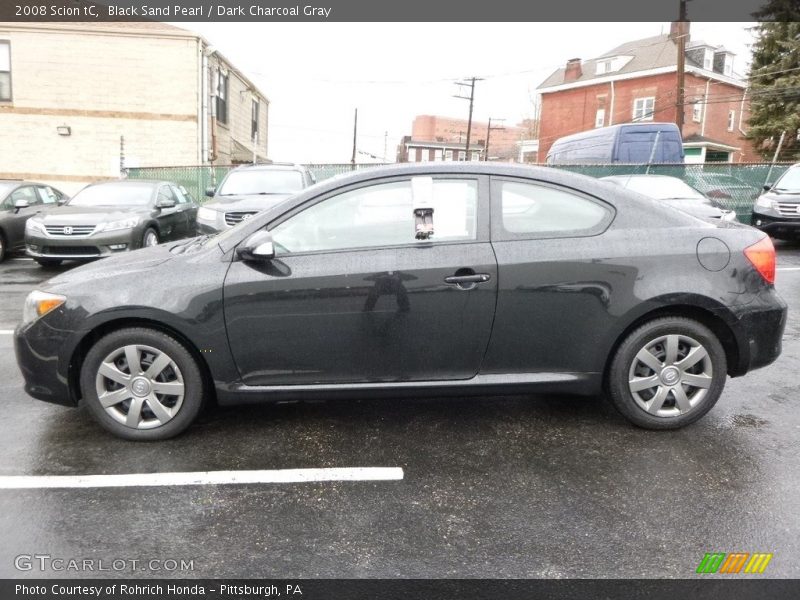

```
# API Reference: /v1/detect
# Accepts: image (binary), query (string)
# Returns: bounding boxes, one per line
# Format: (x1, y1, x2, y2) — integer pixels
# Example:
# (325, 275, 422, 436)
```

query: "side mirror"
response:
(205, 186, 216, 198)
(763, 184, 772, 192)
(237, 230, 275, 261)
(57, 197, 68, 206)
(155, 198, 176, 209)
(13, 199, 29, 212)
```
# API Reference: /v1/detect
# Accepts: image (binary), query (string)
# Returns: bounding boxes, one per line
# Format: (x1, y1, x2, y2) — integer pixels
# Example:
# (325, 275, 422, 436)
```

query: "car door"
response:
(154, 185, 182, 240)
(5, 186, 42, 251)
(223, 174, 497, 386)
(171, 185, 197, 237)
(481, 177, 618, 376)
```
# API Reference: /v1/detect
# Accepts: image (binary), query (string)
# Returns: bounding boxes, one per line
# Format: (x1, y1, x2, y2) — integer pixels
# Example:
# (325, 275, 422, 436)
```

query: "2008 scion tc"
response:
(14, 164, 787, 440)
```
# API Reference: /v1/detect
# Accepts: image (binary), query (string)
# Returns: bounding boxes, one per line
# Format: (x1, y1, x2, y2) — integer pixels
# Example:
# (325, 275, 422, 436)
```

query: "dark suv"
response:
(752, 163, 800, 239)
(196, 163, 315, 233)
(0, 180, 68, 261)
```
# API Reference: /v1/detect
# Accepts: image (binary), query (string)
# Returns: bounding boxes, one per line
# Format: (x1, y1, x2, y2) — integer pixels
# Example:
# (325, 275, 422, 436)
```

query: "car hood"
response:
(42, 244, 178, 292)
(661, 199, 727, 219)
(763, 190, 800, 202)
(205, 194, 293, 212)
(33, 205, 151, 224)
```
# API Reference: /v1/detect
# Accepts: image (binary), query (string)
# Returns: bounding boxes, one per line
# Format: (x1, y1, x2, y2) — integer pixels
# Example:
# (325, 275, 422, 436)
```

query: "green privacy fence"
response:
(124, 162, 794, 222)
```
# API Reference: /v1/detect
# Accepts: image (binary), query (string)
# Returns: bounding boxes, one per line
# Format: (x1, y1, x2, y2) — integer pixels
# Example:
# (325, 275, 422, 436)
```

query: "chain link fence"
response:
(125, 162, 795, 222)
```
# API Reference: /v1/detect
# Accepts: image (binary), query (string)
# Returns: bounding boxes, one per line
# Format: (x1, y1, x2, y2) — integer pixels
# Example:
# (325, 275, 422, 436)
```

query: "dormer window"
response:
(594, 56, 632, 75)
(703, 48, 714, 71)
(723, 53, 733, 76)
(596, 60, 613, 75)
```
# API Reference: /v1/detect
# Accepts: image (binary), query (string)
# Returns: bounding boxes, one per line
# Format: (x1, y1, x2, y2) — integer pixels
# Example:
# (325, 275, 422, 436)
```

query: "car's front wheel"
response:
(607, 317, 727, 429)
(79, 327, 205, 440)
(143, 227, 159, 248)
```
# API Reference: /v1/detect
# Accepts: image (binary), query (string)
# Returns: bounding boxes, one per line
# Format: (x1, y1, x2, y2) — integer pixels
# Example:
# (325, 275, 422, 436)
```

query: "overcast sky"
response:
(177, 22, 757, 163)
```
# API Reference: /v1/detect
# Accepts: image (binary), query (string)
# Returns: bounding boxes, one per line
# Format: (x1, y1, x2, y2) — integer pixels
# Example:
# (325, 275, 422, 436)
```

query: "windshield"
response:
(616, 177, 706, 200)
(218, 170, 304, 196)
(68, 183, 154, 207)
(774, 166, 800, 191)
(0, 182, 17, 201)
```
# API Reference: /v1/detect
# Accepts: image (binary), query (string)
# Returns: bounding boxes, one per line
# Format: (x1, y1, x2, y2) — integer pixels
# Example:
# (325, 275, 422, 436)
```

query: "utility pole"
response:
(675, 0, 689, 134)
(454, 77, 482, 159)
(484, 118, 506, 161)
(350, 108, 358, 169)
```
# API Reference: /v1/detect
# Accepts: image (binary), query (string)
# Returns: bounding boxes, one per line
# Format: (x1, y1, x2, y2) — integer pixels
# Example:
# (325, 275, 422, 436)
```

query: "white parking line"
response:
(777, 267, 800, 272)
(0, 467, 404, 489)
(0, 330, 14, 335)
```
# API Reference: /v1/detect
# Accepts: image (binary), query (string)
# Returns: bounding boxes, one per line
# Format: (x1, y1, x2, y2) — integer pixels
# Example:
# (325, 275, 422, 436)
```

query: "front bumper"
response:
(751, 211, 800, 238)
(14, 318, 81, 407)
(25, 229, 140, 260)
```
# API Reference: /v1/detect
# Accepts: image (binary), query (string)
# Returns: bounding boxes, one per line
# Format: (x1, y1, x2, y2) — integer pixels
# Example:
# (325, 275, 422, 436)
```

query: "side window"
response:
(171, 185, 188, 204)
(158, 186, 176, 204)
(37, 186, 59, 204)
(10, 186, 38, 205)
(271, 178, 478, 254)
(497, 180, 611, 238)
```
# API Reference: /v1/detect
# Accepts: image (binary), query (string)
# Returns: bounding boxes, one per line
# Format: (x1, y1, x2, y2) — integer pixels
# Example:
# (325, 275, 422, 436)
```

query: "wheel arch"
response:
(68, 317, 217, 407)
(602, 303, 741, 391)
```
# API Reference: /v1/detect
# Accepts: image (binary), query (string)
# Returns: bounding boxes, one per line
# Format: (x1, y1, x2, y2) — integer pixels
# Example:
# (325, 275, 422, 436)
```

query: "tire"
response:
(606, 317, 727, 430)
(36, 258, 62, 268)
(0, 232, 5, 262)
(142, 227, 159, 248)
(79, 327, 205, 441)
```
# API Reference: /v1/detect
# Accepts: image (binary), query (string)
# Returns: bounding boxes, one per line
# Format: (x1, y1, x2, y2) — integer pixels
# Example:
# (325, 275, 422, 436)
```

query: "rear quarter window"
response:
(492, 178, 614, 240)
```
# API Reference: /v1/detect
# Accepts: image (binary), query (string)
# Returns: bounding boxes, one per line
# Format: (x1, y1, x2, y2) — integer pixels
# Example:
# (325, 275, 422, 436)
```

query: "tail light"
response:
(744, 236, 776, 284)
(707, 189, 732, 200)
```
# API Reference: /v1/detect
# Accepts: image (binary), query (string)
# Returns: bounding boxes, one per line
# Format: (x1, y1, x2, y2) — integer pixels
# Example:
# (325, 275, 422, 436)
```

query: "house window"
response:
(471, 151, 480, 161)
(216, 70, 229, 124)
(596, 60, 612, 75)
(692, 102, 702, 123)
(407, 147, 416, 162)
(595, 108, 606, 128)
(727, 110, 736, 132)
(0, 41, 11, 101)
(251, 99, 259, 142)
(723, 54, 733, 76)
(434, 149, 443, 161)
(420, 148, 430, 162)
(703, 49, 713, 71)
(458, 151, 466, 161)
(632, 97, 655, 121)
(445, 149, 453, 161)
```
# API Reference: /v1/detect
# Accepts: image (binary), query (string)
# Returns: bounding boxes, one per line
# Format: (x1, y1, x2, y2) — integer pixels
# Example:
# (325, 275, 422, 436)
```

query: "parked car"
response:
(25, 180, 198, 266)
(683, 172, 760, 203)
(0, 180, 68, 261)
(15, 164, 785, 440)
(752, 163, 800, 240)
(196, 163, 315, 234)
(546, 123, 684, 164)
(601, 175, 737, 221)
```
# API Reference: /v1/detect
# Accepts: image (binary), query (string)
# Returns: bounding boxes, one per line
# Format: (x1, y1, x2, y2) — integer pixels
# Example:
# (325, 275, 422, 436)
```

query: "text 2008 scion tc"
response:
(14, 164, 787, 440)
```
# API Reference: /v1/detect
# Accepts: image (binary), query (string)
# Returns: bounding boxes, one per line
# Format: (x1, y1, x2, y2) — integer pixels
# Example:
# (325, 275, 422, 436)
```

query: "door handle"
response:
(444, 274, 491, 284)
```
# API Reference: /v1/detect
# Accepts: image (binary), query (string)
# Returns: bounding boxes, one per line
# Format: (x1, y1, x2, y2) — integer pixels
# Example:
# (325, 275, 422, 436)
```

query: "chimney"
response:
(669, 21, 690, 42)
(564, 58, 582, 82)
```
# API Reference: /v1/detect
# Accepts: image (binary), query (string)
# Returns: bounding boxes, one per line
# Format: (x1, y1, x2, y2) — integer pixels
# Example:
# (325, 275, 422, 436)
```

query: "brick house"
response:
(398, 115, 536, 162)
(0, 22, 269, 194)
(536, 23, 756, 163)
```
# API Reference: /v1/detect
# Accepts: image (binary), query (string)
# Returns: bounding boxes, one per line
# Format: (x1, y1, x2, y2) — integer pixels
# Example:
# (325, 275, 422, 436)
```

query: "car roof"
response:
(601, 174, 682, 181)
(231, 163, 309, 172)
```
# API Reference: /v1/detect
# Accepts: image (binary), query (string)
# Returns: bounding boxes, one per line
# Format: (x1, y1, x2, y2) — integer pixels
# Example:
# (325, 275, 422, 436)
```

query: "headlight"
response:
(25, 219, 45, 235)
(755, 196, 775, 210)
(197, 207, 218, 221)
(722, 210, 738, 222)
(22, 290, 66, 326)
(95, 217, 140, 233)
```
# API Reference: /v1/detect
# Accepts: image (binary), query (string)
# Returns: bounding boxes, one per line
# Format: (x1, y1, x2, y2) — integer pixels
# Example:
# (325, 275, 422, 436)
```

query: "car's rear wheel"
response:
(143, 228, 159, 247)
(607, 317, 727, 429)
(80, 327, 204, 440)
(0, 231, 6, 262)
(35, 258, 62, 268)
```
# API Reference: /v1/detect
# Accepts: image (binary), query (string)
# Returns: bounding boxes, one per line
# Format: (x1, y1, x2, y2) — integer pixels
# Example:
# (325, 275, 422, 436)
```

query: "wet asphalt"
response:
(0, 243, 798, 579)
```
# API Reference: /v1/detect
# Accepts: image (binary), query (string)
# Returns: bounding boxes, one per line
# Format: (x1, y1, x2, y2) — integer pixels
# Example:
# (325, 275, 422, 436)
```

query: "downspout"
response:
(609, 81, 615, 125)
(737, 87, 749, 162)
(700, 78, 710, 137)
